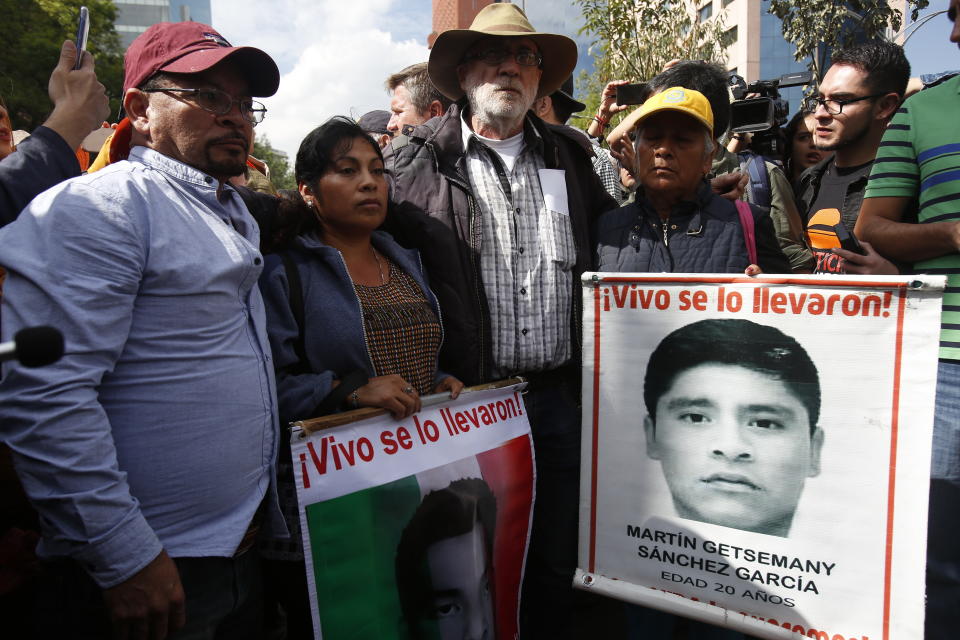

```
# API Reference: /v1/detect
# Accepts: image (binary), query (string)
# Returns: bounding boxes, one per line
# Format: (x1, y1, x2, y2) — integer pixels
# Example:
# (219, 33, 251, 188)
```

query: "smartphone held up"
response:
(74, 6, 90, 70)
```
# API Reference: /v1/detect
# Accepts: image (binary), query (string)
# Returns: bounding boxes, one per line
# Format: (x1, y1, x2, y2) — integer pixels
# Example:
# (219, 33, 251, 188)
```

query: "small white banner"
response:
(291, 384, 534, 640)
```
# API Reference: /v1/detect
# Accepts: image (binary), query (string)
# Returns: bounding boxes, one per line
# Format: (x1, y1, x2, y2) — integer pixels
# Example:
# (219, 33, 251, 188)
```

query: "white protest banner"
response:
(576, 274, 944, 640)
(290, 383, 533, 640)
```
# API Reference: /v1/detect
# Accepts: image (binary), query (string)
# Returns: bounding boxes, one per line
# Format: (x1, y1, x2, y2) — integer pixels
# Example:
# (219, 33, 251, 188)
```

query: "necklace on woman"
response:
(371, 246, 385, 286)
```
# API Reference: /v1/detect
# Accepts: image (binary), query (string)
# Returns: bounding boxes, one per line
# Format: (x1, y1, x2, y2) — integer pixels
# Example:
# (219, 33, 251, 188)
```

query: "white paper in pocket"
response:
(538, 169, 569, 216)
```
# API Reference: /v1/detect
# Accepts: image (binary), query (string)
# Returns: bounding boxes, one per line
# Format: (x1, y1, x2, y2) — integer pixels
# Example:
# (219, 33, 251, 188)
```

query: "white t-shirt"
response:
(461, 111, 526, 173)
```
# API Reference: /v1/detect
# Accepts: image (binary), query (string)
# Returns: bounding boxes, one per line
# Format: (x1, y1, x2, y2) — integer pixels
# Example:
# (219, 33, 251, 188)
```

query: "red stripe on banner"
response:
(882, 285, 908, 640)
(596, 275, 909, 289)
(477, 436, 534, 640)
(589, 285, 602, 572)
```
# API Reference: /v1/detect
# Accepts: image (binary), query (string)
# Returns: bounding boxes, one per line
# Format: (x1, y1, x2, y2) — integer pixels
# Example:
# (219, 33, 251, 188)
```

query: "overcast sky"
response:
(210, 0, 957, 160)
(210, 0, 433, 158)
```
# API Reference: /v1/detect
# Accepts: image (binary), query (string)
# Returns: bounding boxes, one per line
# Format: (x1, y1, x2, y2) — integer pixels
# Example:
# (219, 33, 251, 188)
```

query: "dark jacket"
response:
(383, 102, 617, 385)
(235, 185, 277, 253)
(259, 230, 445, 424)
(596, 182, 791, 274)
(795, 156, 870, 231)
(0, 126, 80, 227)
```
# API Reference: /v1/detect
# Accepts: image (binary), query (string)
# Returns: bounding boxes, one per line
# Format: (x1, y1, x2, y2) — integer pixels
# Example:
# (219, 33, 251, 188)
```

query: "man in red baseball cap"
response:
(122, 21, 279, 96)
(0, 23, 283, 639)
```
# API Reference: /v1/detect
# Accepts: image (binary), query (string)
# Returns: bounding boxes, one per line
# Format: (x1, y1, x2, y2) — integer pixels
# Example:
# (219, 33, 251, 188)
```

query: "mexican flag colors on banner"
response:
(291, 384, 534, 640)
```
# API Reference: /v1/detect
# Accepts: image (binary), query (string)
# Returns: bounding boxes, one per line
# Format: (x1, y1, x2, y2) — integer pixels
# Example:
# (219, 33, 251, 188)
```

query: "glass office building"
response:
(115, 0, 170, 47)
(113, 0, 212, 47)
(516, 0, 596, 80)
(715, 0, 907, 117)
(173, 0, 212, 24)
(757, 4, 809, 116)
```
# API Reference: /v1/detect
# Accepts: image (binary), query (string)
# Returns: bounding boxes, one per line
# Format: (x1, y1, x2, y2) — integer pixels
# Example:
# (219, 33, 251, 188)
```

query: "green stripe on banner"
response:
(306, 474, 437, 640)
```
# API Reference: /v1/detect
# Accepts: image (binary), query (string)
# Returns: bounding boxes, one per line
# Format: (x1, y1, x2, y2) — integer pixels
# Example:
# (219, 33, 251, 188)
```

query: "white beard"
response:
(465, 78, 537, 130)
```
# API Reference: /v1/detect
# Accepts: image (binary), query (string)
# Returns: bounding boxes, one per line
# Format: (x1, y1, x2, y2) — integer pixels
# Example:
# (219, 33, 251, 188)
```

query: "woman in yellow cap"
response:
(596, 87, 790, 275)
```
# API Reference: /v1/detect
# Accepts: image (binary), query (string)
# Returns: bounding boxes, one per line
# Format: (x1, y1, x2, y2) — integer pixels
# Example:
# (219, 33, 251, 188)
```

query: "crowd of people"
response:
(0, 1, 959, 639)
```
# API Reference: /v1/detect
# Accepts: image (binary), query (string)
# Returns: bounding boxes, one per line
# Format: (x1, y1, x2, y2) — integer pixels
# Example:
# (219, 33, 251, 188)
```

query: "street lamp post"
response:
(888, 10, 948, 44)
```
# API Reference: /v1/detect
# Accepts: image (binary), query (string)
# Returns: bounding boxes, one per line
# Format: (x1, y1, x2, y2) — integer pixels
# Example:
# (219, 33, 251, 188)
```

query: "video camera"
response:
(728, 70, 813, 158)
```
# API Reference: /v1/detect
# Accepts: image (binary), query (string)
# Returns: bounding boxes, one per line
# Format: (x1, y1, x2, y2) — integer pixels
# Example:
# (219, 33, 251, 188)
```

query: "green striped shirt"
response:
(864, 75, 960, 361)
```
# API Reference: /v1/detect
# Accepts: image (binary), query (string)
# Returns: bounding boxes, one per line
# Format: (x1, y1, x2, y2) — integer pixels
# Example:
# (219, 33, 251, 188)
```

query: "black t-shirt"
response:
(807, 159, 873, 229)
(805, 159, 873, 274)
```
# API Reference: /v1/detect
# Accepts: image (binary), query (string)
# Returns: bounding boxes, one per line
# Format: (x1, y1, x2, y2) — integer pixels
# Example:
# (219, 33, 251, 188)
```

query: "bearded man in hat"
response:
(0, 23, 284, 639)
(383, 4, 618, 636)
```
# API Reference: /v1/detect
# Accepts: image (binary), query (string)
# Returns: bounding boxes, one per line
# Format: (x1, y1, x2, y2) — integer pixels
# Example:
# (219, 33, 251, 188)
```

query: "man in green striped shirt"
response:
(857, 3, 960, 637)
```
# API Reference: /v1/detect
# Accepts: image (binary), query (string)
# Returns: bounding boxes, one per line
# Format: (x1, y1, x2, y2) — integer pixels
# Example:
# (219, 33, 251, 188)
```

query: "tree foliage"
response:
(0, 0, 124, 131)
(768, 0, 930, 79)
(573, 0, 733, 131)
(253, 134, 295, 191)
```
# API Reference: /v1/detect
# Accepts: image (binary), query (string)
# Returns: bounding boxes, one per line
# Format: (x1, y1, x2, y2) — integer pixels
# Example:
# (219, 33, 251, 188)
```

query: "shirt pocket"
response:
(539, 206, 575, 268)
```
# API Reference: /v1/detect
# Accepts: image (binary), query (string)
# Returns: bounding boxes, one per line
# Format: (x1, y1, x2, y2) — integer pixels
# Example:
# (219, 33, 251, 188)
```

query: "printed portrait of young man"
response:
(642, 319, 824, 538)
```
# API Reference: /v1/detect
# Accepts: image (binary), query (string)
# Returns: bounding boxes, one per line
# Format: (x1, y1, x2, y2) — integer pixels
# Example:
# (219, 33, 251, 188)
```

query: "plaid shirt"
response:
(461, 113, 575, 376)
(591, 140, 628, 205)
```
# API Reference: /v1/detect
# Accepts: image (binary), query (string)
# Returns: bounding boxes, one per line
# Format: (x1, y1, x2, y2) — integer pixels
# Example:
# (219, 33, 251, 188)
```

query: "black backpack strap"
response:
(313, 370, 369, 416)
(279, 251, 309, 375)
(235, 185, 278, 253)
(738, 152, 771, 209)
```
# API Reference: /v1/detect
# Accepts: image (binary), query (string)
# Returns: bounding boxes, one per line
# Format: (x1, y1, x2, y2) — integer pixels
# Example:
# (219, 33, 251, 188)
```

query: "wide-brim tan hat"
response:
(428, 3, 578, 101)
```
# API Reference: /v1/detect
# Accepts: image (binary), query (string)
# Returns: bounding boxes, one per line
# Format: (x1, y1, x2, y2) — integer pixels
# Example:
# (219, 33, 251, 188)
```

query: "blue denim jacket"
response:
(260, 230, 446, 425)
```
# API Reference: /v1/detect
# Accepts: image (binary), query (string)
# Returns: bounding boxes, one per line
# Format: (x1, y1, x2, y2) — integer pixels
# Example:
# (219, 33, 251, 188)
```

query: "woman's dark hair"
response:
(295, 116, 383, 185)
(270, 116, 384, 249)
(782, 110, 812, 183)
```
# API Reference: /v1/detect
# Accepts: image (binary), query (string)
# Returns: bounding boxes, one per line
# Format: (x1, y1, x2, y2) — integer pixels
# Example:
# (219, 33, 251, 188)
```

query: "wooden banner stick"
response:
(292, 377, 526, 435)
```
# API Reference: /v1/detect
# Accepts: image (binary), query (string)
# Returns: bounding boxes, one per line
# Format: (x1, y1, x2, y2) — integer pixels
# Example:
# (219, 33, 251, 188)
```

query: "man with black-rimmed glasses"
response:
(0, 22, 284, 639)
(795, 41, 909, 275)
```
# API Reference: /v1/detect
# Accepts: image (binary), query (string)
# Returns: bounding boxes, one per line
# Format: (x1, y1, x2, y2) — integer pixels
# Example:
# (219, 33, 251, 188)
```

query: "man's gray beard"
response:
(466, 81, 535, 132)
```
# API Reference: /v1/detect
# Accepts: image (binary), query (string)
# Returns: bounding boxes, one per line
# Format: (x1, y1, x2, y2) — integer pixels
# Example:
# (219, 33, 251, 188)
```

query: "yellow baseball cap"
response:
(606, 86, 714, 146)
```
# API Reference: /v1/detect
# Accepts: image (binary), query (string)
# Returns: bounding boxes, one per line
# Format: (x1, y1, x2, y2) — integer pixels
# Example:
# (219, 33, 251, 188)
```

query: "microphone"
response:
(0, 326, 65, 367)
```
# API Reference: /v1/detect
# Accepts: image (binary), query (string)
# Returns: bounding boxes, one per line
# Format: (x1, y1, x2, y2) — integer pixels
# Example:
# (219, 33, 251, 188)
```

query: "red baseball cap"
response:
(123, 22, 279, 97)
